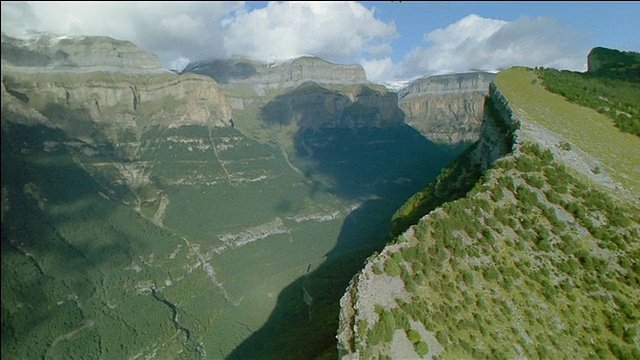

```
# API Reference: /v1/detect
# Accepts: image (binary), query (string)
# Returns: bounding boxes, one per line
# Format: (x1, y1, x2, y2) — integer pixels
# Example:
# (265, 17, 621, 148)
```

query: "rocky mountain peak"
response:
(1, 32, 165, 72)
(182, 55, 367, 86)
(1, 32, 232, 150)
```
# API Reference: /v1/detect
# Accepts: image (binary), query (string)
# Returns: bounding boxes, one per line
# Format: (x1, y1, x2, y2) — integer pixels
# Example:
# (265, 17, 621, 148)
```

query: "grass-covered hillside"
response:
(338, 66, 640, 360)
(537, 47, 640, 136)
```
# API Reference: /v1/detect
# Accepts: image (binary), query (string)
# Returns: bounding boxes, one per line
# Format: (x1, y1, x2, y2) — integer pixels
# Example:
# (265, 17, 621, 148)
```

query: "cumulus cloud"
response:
(359, 57, 396, 84)
(1, 1, 243, 70)
(397, 14, 591, 81)
(221, 2, 396, 62)
(0, 3, 592, 82)
(1, 1, 396, 71)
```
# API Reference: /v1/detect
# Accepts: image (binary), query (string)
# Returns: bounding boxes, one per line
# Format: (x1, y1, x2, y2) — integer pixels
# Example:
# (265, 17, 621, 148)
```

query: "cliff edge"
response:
(337, 67, 640, 359)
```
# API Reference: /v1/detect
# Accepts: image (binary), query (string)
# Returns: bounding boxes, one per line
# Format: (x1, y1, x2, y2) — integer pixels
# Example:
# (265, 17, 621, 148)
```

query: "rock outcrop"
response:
(183, 55, 403, 134)
(260, 82, 404, 129)
(2, 33, 233, 153)
(1, 32, 163, 71)
(398, 72, 495, 144)
(586, 46, 640, 80)
(182, 56, 367, 87)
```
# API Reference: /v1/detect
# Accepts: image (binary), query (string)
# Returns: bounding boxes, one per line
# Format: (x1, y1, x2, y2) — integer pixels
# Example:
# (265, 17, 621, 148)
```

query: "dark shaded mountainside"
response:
(338, 50, 640, 359)
(1, 33, 470, 359)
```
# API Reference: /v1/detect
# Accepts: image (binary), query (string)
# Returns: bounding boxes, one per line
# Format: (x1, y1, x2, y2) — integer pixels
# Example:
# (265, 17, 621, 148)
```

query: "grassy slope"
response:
(499, 67, 640, 196)
(347, 68, 640, 359)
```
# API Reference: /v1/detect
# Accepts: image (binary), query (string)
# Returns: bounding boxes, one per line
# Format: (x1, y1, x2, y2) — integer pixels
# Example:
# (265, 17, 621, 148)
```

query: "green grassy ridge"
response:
(359, 141, 640, 360)
(538, 47, 640, 137)
(348, 67, 640, 359)
(496, 67, 640, 197)
(538, 67, 640, 136)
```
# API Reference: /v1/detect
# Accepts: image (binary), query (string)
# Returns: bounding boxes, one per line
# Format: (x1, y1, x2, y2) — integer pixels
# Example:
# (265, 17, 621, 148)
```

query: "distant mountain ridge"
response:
(182, 56, 367, 87)
(1, 32, 165, 72)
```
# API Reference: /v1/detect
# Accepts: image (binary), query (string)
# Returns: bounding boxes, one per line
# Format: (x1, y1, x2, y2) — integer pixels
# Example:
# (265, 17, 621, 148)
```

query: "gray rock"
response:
(398, 72, 496, 144)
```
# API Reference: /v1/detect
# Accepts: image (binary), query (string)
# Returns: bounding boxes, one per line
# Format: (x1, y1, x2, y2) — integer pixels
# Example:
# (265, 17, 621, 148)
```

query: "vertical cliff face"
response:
(183, 55, 404, 141)
(2, 71, 232, 129)
(183, 56, 367, 87)
(337, 82, 516, 359)
(260, 82, 404, 129)
(1, 33, 164, 70)
(1, 33, 233, 154)
(398, 72, 496, 144)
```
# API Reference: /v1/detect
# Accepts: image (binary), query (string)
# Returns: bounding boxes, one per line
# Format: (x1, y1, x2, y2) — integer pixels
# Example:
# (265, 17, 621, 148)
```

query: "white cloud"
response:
(0, 4, 592, 82)
(1, 1, 243, 70)
(1, 1, 396, 72)
(221, 1, 397, 62)
(397, 14, 590, 80)
(360, 57, 395, 84)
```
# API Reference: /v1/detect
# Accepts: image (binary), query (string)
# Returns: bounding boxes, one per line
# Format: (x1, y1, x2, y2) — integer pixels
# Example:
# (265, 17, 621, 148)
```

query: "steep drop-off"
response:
(398, 72, 495, 145)
(337, 67, 640, 359)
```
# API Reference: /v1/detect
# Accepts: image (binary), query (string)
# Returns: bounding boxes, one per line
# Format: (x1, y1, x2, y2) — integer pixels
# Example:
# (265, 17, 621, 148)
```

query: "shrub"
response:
(516, 155, 538, 172)
(385, 257, 401, 277)
(415, 341, 429, 356)
(483, 266, 500, 281)
(407, 329, 421, 344)
(373, 264, 383, 275)
(498, 176, 516, 192)
(525, 174, 545, 188)
(545, 189, 562, 204)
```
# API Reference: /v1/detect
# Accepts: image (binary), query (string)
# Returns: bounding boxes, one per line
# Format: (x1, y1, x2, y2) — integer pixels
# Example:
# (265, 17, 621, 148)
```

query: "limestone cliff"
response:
(260, 82, 404, 130)
(1, 33, 232, 152)
(182, 56, 367, 88)
(398, 72, 495, 144)
(1, 32, 163, 71)
(183, 55, 402, 140)
(337, 80, 515, 359)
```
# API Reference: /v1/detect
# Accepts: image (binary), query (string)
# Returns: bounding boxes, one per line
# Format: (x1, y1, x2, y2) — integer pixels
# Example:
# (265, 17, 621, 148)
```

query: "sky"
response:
(2, 1, 639, 83)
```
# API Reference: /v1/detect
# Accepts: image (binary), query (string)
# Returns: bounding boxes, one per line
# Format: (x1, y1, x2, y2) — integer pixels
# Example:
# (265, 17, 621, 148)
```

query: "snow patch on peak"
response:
(379, 80, 410, 93)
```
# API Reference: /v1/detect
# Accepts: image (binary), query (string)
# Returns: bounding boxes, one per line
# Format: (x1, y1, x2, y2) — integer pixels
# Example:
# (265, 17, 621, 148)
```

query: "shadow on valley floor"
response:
(1, 123, 182, 358)
(227, 125, 469, 359)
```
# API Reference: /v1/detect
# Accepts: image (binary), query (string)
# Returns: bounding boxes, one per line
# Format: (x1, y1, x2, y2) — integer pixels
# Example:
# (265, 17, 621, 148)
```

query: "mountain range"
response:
(1, 32, 638, 359)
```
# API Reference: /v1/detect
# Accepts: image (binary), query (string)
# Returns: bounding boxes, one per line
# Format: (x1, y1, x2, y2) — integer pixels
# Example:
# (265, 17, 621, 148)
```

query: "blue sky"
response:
(362, 1, 640, 62)
(2, 1, 639, 83)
